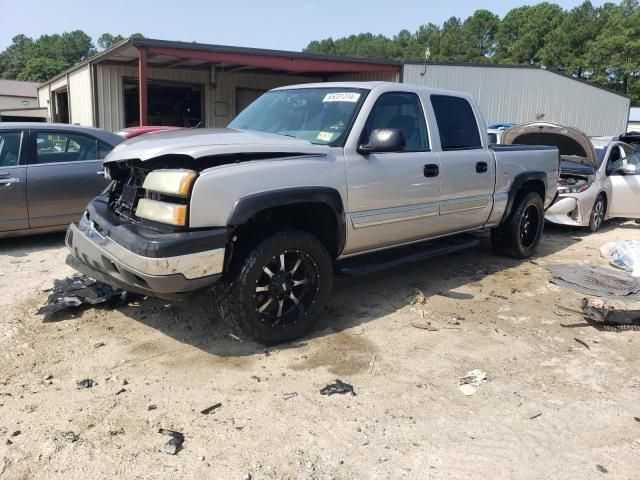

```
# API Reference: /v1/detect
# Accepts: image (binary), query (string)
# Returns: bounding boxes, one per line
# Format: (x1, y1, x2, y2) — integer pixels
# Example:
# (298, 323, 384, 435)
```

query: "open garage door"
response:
(124, 79, 203, 128)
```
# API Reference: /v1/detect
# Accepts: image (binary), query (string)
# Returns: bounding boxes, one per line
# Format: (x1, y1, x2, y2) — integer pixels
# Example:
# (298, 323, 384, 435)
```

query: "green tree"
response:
(495, 3, 566, 64)
(461, 10, 500, 61)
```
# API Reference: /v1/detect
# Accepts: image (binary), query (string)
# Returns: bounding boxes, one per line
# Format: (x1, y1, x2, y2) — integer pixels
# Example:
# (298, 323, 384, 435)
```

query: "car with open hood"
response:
(502, 122, 640, 232)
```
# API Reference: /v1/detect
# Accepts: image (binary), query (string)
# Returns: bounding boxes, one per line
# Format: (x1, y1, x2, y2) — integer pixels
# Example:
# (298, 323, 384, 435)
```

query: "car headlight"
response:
(136, 198, 187, 226)
(142, 169, 197, 198)
(558, 182, 592, 194)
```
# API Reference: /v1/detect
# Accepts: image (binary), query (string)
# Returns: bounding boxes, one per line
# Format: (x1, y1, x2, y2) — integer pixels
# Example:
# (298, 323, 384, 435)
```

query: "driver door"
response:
(607, 149, 640, 219)
(344, 91, 442, 254)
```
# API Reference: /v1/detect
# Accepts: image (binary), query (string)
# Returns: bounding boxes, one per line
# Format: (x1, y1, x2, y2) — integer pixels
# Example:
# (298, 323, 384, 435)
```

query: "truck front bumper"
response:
(65, 198, 230, 300)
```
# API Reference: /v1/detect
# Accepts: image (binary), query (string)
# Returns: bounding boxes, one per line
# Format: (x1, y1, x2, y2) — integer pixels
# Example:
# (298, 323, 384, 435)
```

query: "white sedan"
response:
(502, 123, 640, 232)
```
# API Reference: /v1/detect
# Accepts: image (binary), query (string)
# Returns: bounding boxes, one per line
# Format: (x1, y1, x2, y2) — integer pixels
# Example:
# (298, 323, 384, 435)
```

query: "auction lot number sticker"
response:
(323, 92, 361, 103)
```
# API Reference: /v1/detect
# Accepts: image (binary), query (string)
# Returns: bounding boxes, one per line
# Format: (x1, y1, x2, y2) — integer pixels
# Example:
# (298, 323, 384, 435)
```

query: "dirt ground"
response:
(1, 222, 640, 480)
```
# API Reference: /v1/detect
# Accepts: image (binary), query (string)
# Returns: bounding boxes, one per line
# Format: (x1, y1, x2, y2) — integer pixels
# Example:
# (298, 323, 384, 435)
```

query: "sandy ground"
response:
(1, 222, 640, 480)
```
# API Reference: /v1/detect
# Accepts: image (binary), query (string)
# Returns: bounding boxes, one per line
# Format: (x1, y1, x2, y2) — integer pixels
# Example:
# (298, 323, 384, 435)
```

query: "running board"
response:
(335, 234, 480, 276)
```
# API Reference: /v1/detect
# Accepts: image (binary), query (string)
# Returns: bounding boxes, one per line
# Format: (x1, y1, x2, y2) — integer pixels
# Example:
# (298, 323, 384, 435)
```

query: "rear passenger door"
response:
(430, 95, 495, 233)
(0, 129, 28, 232)
(26, 130, 111, 228)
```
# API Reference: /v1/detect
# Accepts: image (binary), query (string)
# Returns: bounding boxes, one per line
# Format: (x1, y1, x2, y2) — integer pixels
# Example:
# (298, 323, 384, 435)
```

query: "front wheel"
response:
(214, 230, 333, 345)
(589, 194, 606, 232)
(491, 191, 544, 259)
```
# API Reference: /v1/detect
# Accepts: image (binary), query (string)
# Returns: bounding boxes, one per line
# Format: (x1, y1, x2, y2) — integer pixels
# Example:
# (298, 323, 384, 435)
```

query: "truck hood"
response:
(104, 128, 330, 164)
(501, 122, 597, 172)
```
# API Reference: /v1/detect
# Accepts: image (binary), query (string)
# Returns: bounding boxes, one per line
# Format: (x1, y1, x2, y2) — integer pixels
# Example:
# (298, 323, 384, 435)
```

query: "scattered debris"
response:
(147, 405, 157, 411)
(633, 416, 639, 422)
(93, 342, 105, 349)
(122, 379, 129, 385)
(320, 379, 356, 397)
(242, 474, 252, 480)
(459, 369, 487, 396)
(60, 431, 79, 443)
(200, 403, 222, 415)
(408, 290, 428, 305)
(76, 379, 94, 389)
(250, 375, 261, 383)
(6, 439, 12, 445)
(37, 274, 127, 317)
(369, 354, 377, 374)
(159, 428, 184, 455)
(596, 464, 609, 474)
(529, 413, 543, 420)
(600, 240, 640, 277)
(44, 375, 53, 381)
(11, 430, 21, 437)
(490, 292, 509, 300)
(115, 388, 126, 396)
(283, 392, 298, 400)
(228, 333, 241, 341)
(548, 264, 640, 300)
(410, 321, 439, 331)
(578, 298, 640, 331)
(574, 338, 590, 350)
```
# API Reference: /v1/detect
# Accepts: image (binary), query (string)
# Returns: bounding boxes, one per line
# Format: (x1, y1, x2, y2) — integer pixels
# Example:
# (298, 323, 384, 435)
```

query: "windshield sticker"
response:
(323, 92, 361, 103)
(317, 131, 335, 142)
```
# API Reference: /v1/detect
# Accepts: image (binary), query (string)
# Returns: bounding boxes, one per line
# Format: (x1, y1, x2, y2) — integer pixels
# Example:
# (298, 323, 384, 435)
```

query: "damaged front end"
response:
(502, 123, 598, 227)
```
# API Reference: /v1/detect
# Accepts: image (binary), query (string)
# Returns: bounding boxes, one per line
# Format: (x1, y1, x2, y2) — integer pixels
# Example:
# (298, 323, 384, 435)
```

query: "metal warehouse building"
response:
(36, 38, 399, 131)
(403, 62, 631, 136)
(37, 38, 630, 136)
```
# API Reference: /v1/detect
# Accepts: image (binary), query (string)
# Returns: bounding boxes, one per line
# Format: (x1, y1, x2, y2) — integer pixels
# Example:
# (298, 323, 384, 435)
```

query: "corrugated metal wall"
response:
(68, 66, 93, 126)
(402, 64, 630, 136)
(328, 71, 400, 82)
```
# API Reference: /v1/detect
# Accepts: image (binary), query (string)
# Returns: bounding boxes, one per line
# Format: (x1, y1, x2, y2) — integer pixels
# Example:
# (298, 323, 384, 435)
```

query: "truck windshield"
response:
(228, 88, 367, 146)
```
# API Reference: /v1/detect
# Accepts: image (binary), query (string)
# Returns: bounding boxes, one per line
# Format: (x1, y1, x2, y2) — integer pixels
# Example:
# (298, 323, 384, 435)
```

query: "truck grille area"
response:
(108, 171, 147, 223)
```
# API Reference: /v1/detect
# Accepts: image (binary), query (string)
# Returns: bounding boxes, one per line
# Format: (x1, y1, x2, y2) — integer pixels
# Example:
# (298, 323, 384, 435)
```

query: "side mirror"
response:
(615, 164, 637, 176)
(358, 128, 405, 154)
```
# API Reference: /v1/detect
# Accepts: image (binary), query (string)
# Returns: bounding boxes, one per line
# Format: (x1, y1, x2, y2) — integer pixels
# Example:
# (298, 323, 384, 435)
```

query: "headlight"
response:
(142, 169, 197, 197)
(558, 182, 592, 194)
(136, 198, 187, 226)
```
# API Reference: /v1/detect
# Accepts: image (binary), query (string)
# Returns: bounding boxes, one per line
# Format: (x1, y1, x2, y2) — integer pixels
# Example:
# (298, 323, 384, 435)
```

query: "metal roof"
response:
(0, 79, 39, 98)
(403, 60, 628, 99)
(39, 37, 401, 86)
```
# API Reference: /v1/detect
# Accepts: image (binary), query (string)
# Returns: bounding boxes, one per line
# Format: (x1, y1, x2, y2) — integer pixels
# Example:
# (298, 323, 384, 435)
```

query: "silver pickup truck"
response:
(66, 82, 559, 344)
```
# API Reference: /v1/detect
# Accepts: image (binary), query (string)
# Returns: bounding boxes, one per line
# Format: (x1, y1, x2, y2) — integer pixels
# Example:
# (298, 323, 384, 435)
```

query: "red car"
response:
(116, 126, 183, 139)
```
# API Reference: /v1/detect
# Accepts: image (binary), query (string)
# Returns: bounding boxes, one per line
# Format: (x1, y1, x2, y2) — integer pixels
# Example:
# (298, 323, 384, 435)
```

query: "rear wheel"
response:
(589, 194, 606, 232)
(491, 191, 544, 259)
(214, 230, 333, 345)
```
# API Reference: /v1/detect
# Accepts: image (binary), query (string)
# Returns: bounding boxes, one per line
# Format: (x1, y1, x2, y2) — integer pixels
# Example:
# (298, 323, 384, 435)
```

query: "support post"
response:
(138, 47, 148, 126)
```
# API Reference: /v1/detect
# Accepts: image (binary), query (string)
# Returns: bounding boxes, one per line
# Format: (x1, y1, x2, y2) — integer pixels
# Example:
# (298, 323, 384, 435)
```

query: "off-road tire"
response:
(491, 191, 544, 259)
(214, 230, 333, 345)
(588, 194, 606, 233)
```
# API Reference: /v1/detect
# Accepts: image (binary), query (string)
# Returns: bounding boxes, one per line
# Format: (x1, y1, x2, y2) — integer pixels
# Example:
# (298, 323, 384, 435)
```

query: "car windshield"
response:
(595, 147, 606, 165)
(228, 88, 367, 146)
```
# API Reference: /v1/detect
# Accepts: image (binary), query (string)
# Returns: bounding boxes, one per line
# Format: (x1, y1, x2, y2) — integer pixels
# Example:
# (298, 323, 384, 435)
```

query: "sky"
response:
(0, 0, 611, 52)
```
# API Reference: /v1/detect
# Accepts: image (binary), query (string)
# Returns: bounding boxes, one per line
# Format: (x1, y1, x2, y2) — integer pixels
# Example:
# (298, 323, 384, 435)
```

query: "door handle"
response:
(476, 161, 488, 173)
(424, 164, 439, 177)
(0, 178, 20, 186)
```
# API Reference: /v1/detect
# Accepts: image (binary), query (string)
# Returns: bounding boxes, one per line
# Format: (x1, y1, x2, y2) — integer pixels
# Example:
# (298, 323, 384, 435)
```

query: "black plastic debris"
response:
(93, 342, 105, 349)
(283, 392, 298, 400)
(320, 379, 356, 397)
(11, 431, 20, 437)
(580, 298, 640, 331)
(115, 388, 126, 396)
(634, 416, 640, 422)
(147, 404, 158, 411)
(159, 428, 184, 455)
(200, 403, 222, 415)
(76, 379, 94, 389)
(596, 464, 609, 474)
(574, 338, 590, 350)
(37, 274, 127, 318)
(548, 264, 640, 300)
